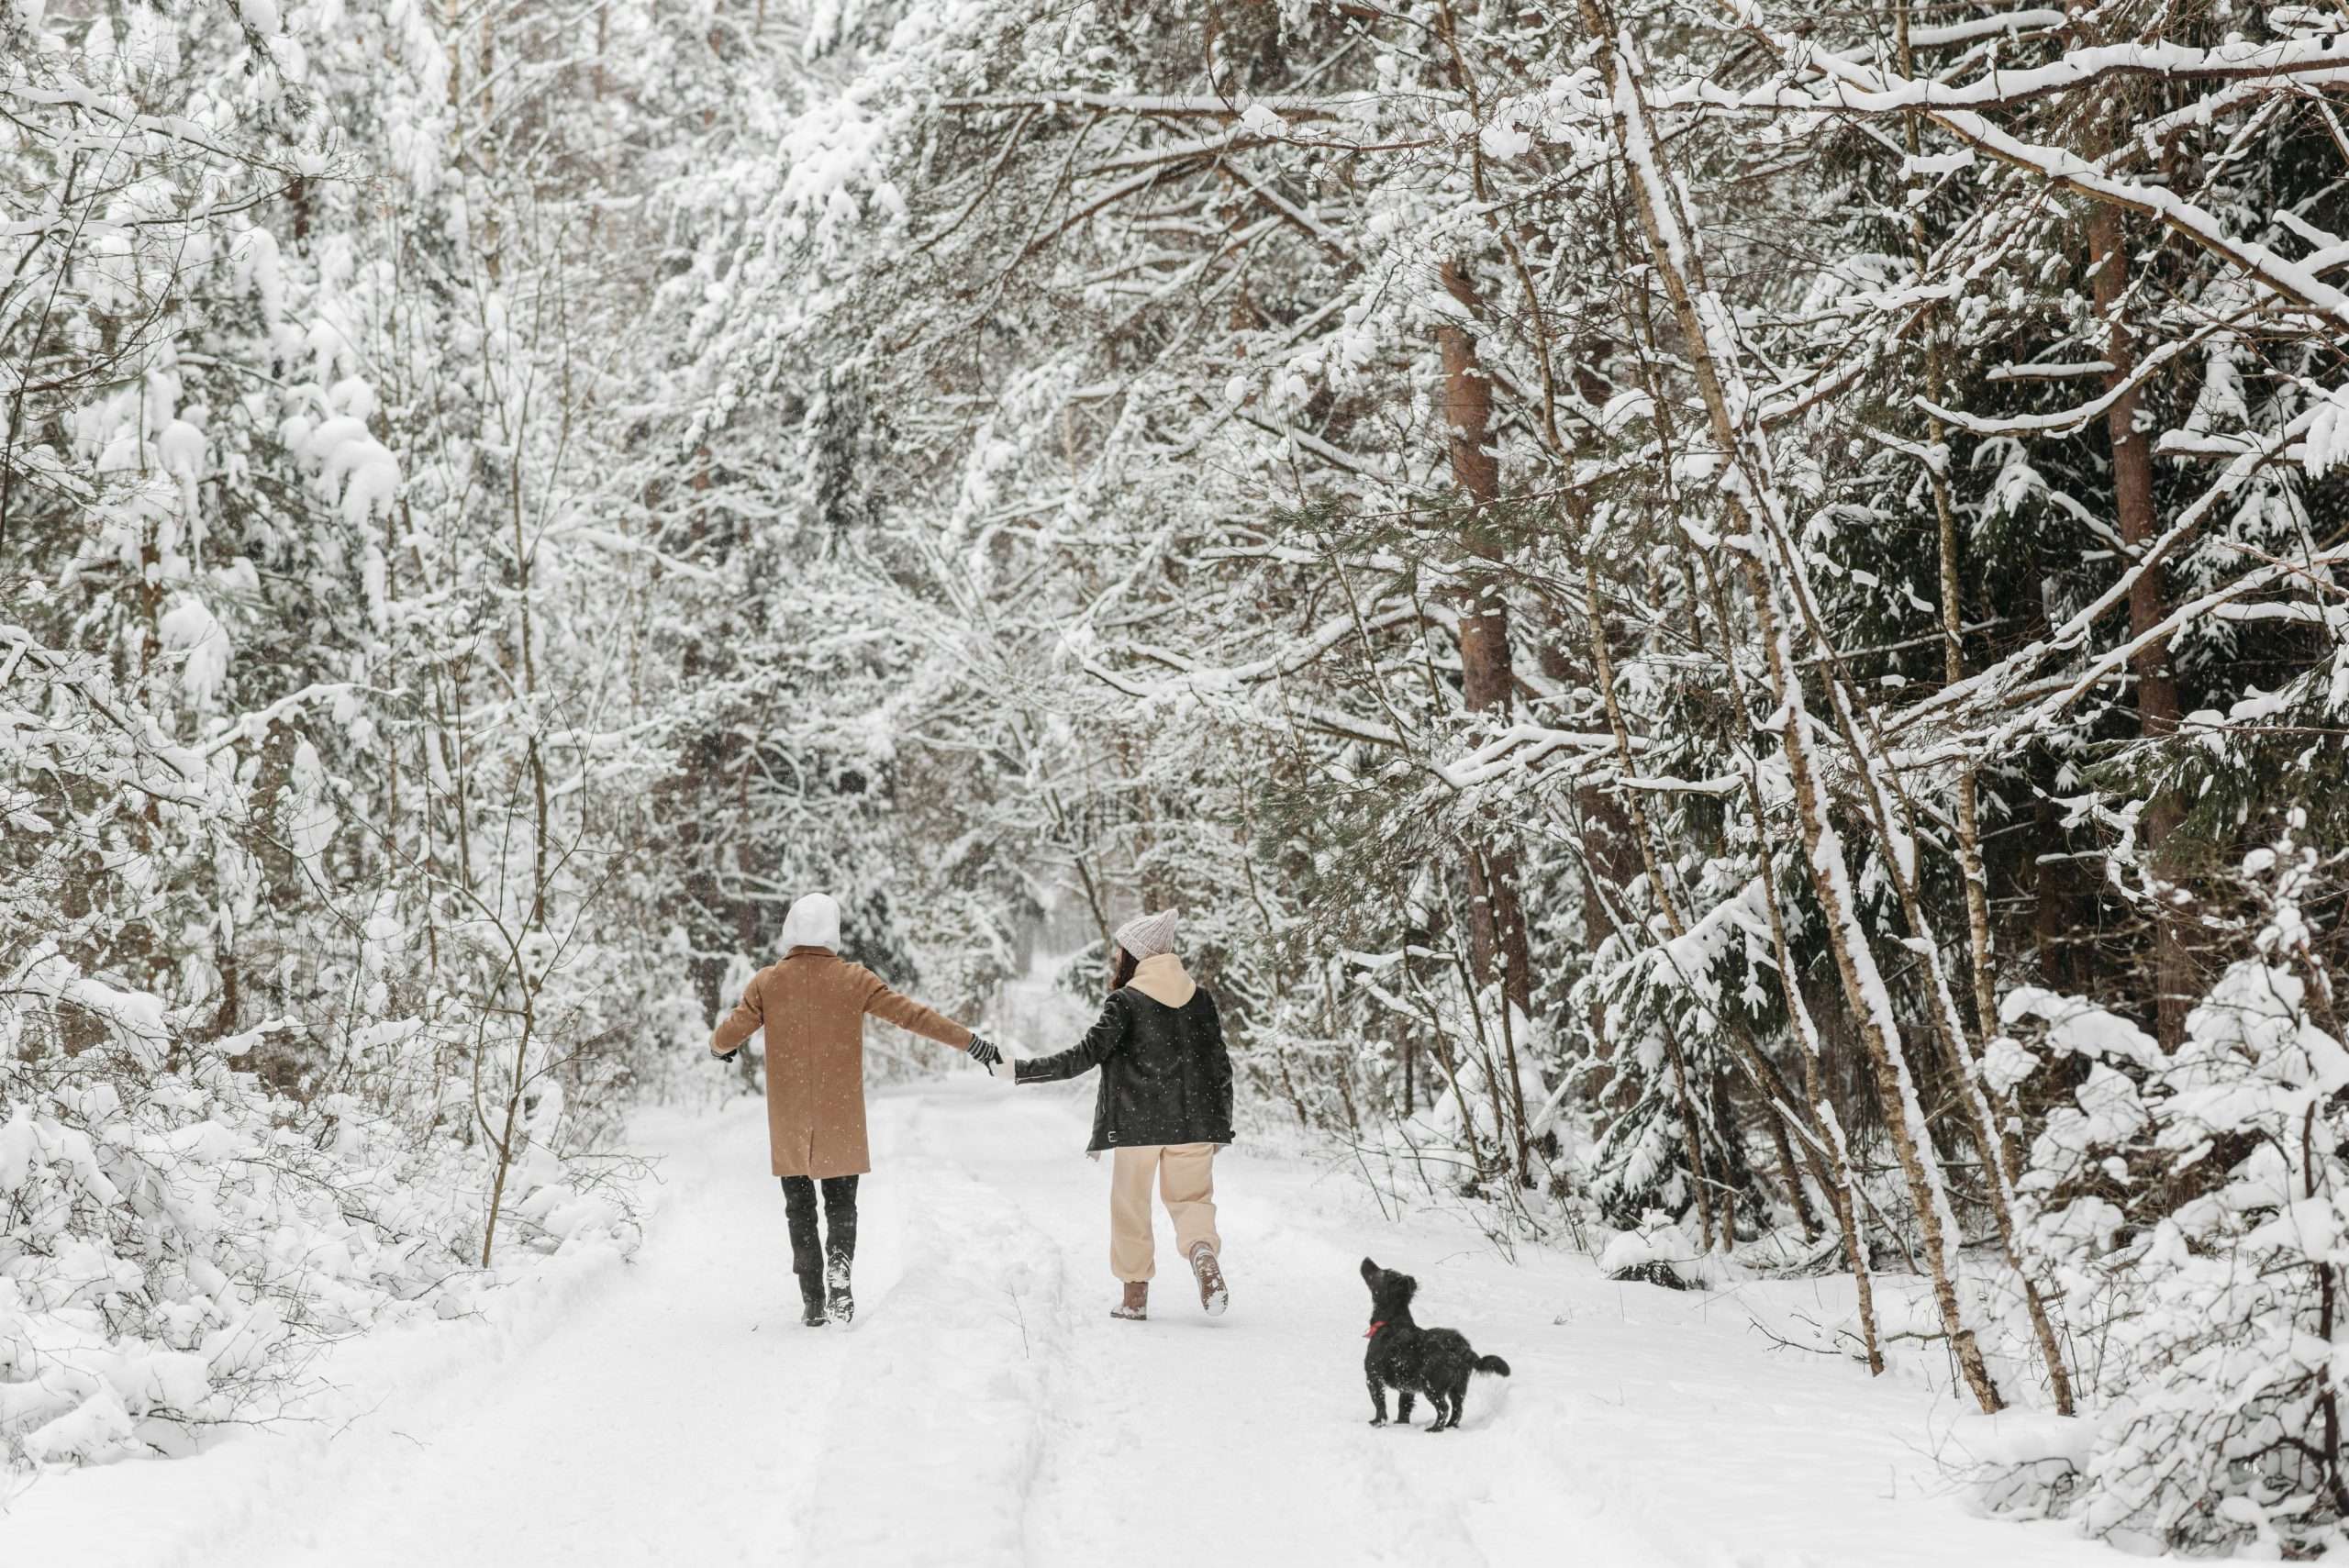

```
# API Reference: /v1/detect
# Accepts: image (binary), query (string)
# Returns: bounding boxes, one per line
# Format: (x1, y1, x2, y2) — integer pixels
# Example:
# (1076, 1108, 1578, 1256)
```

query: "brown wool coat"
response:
(709, 945, 974, 1178)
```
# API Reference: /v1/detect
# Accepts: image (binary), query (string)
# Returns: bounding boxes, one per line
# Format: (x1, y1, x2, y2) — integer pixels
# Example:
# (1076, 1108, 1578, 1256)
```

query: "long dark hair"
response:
(1108, 943, 1139, 994)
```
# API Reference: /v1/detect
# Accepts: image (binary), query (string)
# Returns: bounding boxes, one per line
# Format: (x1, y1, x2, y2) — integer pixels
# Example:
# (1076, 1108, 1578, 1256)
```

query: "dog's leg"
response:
(1397, 1390, 1416, 1427)
(1443, 1376, 1470, 1431)
(1366, 1375, 1389, 1427)
(1425, 1392, 1450, 1432)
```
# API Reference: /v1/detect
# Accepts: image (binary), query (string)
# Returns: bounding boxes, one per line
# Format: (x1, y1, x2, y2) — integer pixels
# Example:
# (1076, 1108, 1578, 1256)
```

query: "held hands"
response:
(965, 1033, 1019, 1084)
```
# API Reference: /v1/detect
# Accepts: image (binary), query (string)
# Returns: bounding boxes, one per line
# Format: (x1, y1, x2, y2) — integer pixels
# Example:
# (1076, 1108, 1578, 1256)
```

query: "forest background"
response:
(10, 0, 2349, 1551)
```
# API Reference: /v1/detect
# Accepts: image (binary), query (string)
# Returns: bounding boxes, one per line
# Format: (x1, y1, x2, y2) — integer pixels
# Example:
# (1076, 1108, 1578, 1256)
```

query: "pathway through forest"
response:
(13, 1071, 2121, 1566)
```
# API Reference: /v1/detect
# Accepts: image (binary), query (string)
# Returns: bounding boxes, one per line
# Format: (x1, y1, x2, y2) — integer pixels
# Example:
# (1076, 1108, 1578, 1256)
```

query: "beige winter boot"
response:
(1188, 1242, 1229, 1317)
(1111, 1281, 1148, 1321)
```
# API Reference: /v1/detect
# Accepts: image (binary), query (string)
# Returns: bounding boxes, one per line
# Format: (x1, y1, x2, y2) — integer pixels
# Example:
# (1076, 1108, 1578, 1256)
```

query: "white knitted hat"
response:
(1114, 909, 1179, 961)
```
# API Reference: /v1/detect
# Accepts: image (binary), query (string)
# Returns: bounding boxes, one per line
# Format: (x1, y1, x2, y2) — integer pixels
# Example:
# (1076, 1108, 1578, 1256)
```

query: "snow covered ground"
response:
(4, 1064, 2121, 1567)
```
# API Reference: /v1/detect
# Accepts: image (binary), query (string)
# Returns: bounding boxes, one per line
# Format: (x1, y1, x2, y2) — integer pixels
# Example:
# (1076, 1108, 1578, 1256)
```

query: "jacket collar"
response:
(785, 945, 834, 958)
(1129, 952, 1196, 1008)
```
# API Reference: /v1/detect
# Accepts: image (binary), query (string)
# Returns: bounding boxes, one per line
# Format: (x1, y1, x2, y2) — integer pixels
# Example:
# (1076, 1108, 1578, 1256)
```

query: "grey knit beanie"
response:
(1114, 909, 1179, 961)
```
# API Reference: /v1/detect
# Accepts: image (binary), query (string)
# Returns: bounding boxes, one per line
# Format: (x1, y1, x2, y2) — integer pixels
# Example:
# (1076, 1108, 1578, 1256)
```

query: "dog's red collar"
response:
(1364, 1320, 1387, 1340)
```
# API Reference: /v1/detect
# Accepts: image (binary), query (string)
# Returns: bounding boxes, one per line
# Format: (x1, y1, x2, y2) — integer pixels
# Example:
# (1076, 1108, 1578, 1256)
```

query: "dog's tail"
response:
(1475, 1354, 1511, 1378)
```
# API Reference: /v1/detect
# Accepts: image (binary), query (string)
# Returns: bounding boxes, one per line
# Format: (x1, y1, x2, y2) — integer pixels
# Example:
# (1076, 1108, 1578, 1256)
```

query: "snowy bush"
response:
(1598, 1212, 1700, 1290)
(1572, 863, 1812, 1258)
(0, 972, 640, 1468)
(0, 1028, 638, 1466)
(1984, 827, 2349, 1553)
(2, 630, 639, 1469)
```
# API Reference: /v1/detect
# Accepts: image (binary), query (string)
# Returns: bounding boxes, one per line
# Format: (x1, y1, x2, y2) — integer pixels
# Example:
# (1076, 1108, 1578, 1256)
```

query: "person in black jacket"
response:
(1010, 908, 1234, 1321)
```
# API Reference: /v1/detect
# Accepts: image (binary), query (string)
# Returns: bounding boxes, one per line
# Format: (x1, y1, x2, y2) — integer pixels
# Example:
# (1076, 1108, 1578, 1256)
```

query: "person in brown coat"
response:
(709, 892, 1003, 1326)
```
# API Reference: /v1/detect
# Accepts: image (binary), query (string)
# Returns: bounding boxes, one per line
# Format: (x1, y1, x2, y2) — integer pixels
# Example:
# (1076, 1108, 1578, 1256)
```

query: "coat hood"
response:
(1129, 952, 1196, 1008)
(780, 893, 841, 951)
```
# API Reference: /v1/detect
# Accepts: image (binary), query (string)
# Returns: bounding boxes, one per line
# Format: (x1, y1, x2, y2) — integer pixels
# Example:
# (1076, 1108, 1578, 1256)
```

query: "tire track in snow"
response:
(793, 1087, 1072, 1566)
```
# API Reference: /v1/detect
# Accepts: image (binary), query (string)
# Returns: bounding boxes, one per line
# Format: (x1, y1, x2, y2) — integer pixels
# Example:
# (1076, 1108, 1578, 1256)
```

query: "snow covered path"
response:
(10, 1079, 2112, 1567)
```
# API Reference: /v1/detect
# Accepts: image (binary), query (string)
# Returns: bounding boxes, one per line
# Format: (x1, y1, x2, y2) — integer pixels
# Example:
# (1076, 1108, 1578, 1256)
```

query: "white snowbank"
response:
(1598, 1213, 1699, 1275)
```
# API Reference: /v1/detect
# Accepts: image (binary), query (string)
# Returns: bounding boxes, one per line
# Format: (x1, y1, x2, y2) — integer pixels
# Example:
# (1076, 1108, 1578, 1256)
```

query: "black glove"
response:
(964, 1034, 1002, 1068)
(717, 1050, 740, 1063)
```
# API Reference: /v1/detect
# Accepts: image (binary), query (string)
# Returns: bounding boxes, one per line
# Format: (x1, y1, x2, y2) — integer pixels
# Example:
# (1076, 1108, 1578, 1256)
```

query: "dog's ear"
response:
(1397, 1273, 1419, 1304)
(1360, 1257, 1379, 1282)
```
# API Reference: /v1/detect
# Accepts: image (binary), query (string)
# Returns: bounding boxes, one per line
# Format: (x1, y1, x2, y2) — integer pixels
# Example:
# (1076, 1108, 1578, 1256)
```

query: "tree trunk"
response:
(1815, 1092, 1887, 1375)
(1438, 258, 1534, 1018)
(1763, 1092, 1822, 1241)
(1813, 669, 2076, 1412)
(1891, 0, 2002, 1055)
(2087, 204, 2190, 1049)
(1661, 1027, 1717, 1249)
(1684, 529, 1882, 1368)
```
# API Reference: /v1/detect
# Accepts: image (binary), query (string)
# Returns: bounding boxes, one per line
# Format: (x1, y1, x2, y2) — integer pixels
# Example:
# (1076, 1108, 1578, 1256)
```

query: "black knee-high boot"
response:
(820, 1175, 859, 1322)
(780, 1177, 827, 1326)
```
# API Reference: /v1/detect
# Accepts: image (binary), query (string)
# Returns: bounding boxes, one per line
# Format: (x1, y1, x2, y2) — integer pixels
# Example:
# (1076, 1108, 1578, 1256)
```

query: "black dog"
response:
(1360, 1258, 1511, 1432)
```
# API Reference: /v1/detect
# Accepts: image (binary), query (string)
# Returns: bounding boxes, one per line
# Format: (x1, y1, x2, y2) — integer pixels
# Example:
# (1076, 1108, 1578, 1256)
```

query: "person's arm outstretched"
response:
(859, 971, 995, 1054)
(709, 974, 763, 1062)
(1012, 992, 1130, 1084)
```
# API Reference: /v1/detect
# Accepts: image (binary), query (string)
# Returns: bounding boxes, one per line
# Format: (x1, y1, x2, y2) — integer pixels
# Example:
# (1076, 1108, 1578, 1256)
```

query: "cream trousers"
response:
(1108, 1142, 1221, 1282)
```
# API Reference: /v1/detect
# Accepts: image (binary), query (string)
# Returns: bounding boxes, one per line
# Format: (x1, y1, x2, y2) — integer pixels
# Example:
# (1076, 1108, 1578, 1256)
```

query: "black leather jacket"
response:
(1015, 985, 1235, 1151)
